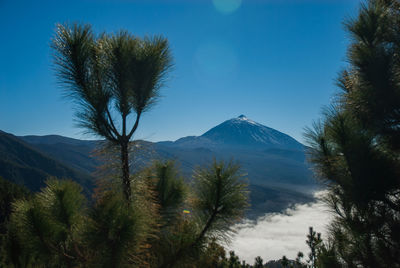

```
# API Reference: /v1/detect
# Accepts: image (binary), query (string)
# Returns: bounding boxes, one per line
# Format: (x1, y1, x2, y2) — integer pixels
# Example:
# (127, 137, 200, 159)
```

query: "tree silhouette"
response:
(228, 251, 241, 268)
(306, 227, 322, 268)
(295, 251, 306, 268)
(254, 256, 264, 268)
(305, 0, 400, 266)
(281, 255, 289, 268)
(52, 23, 172, 202)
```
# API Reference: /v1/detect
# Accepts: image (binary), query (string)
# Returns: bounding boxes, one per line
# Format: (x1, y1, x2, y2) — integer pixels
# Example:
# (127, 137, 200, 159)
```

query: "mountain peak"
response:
(200, 116, 304, 150)
(230, 114, 258, 126)
(168, 116, 304, 151)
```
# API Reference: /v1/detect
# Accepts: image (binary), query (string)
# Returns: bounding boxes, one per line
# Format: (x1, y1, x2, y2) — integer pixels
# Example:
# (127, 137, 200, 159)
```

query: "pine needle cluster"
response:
(305, 0, 400, 266)
(1, 159, 248, 267)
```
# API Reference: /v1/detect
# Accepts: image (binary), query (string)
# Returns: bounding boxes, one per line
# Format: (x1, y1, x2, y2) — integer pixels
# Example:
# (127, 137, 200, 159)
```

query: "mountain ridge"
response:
(0, 131, 93, 192)
(202, 115, 304, 150)
(1, 115, 316, 218)
(159, 115, 304, 151)
(16, 115, 313, 190)
(18, 115, 304, 150)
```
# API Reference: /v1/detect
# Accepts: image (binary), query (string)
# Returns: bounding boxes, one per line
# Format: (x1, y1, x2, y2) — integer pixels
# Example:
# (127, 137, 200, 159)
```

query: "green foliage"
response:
(0, 177, 31, 267)
(52, 23, 172, 141)
(1, 160, 248, 267)
(305, 0, 400, 267)
(0, 176, 30, 233)
(140, 160, 197, 267)
(227, 251, 241, 268)
(339, 0, 400, 151)
(154, 160, 249, 268)
(293, 227, 338, 268)
(314, 242, 341, 268)
(193, 160, 249, 243)
(197, 239, 229, 268)
(3, 179, 86, 267)
(146, 160, 186, 222)
(85, 191, 150, 267)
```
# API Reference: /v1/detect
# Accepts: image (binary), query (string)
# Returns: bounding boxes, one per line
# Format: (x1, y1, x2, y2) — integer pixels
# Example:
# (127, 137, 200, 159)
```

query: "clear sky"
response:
(0, 0, 360, 143)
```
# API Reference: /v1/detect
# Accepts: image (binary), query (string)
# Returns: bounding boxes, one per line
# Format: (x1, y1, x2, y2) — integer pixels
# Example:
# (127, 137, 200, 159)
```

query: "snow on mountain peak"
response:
(234, 115, 258, 125)
(198, 115, 304, 150)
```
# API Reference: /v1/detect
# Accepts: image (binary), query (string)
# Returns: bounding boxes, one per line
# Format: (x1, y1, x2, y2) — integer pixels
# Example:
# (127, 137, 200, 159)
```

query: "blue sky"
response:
(0, 0, 360, 143)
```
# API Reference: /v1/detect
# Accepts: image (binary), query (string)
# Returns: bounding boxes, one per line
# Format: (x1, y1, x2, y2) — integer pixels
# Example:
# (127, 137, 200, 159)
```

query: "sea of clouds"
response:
(227, 191, 332, 263)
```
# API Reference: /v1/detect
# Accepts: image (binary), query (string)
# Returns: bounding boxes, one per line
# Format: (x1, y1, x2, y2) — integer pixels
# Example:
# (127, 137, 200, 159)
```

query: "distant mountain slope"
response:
(0, 131, 93, 192)
(160, 115, 304, 151)
(20, 135, 100, 174)
(21, 135, 98, 147)
(202, 115, 304, 150)
(156, 115, 314, 190)
(14, 115, 316, 218)
(18, 116, 315, 192)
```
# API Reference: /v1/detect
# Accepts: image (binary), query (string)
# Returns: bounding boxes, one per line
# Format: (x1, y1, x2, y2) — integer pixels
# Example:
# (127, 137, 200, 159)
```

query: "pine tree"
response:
(228, 251, 241, 268)
(158, 160, 248, 267)
(306, 227, 322, 268)
(281, 255, 289, 268)
(295, 251, 307, 268)
(0, 177, 31, 266)
(0, 177, 30, 234)
(305, 0, 400, 267)
(254, 256, 264, 268)
(4, 179, 86, 267)
(52, 23, 172, 202)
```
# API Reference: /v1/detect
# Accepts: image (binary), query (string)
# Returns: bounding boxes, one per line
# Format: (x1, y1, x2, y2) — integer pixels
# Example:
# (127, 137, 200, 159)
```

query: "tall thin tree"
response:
(52, 23, 172, 202)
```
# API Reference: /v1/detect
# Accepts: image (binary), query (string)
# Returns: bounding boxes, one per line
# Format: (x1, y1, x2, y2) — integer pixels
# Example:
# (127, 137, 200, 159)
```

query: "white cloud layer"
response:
(227, 191, 332, 263)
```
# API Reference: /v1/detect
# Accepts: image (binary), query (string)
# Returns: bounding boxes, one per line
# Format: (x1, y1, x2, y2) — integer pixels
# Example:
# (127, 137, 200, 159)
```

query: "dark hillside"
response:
(0, 131, 93, 192)
(20, 135, 100, 174)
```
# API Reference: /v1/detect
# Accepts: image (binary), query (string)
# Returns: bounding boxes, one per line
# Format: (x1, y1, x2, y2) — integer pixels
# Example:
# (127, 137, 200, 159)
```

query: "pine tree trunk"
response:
(120, 139, 131, 202)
